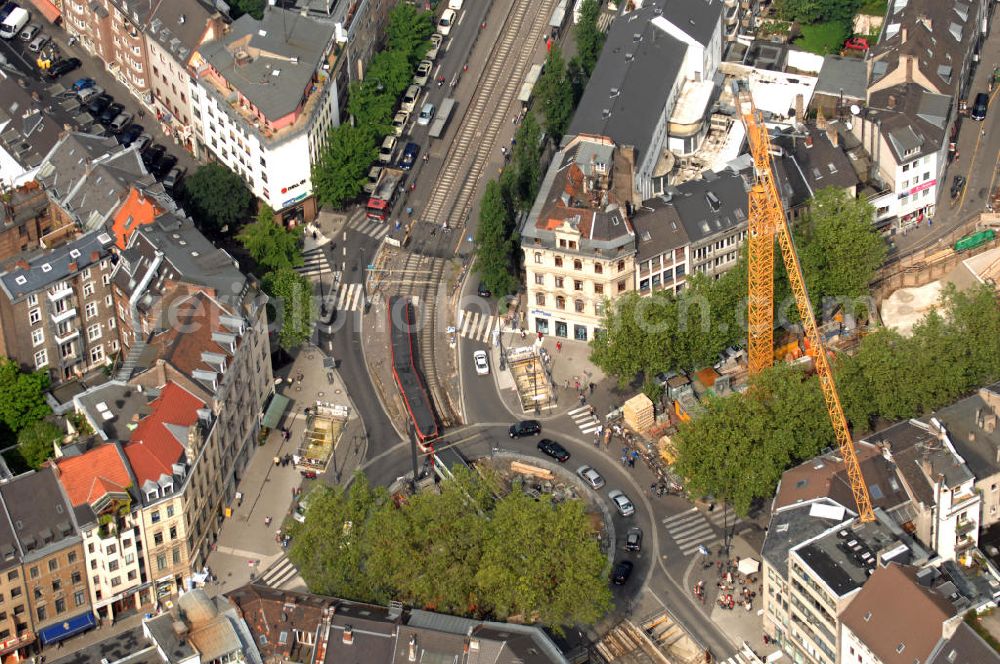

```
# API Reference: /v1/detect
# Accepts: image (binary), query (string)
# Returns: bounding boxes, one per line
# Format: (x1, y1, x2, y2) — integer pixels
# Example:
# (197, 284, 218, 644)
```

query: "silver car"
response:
(19, 24, 39, 42)
(608, 490, 635, 517)
(28, 34, 49, 53)
(576, 465, 605, 490)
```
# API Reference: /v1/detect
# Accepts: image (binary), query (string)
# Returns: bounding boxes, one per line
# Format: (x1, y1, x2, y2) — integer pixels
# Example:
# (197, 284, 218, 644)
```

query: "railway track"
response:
(421, 0, 560, 229)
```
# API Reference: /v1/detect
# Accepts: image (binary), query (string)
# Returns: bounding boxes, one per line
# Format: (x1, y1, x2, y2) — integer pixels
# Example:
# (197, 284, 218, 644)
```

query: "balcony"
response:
(957, 519, 978, 535)
(50, 307, 77, 324)
(956, 534, 976, 552)
(48, 286, 74, 302)
(54, 328, 80, 345)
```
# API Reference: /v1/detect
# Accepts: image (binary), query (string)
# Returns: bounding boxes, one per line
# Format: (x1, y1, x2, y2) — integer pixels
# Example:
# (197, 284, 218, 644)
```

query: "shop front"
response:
(37, 611, 97, 646)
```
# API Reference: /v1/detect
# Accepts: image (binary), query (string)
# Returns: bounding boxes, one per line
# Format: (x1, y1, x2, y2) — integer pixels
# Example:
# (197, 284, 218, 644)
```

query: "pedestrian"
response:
(138, 108, 145, 119)
(564, 378, 570, 389)
(574, 379, 580, 391)
(628, 456, 635, 468)
(537, 331, 543, 341)
(579, 394, 586, 406)
(621, 454, 628, 465)
(556, 341, 562, 352)
(589, 381, 596, 394)
(520, 329, 526, 340)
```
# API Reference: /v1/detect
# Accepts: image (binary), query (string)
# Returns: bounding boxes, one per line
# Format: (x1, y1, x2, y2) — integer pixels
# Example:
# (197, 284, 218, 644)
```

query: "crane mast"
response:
(739, 95, 875, 523)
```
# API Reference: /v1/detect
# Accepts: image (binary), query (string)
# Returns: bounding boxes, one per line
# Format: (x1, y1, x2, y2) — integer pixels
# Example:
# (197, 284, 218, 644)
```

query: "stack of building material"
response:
(623, 394, 654, 432)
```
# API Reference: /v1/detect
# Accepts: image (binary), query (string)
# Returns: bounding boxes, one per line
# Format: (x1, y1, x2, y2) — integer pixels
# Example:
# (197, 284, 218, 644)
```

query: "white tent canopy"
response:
(738, 558, 760, 575)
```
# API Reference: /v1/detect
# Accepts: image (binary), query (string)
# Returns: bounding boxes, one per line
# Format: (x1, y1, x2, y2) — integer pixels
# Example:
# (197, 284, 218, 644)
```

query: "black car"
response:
(46, 57, 81, 79)
(972, 91, 989, 121)
(611, 560, 633, 585)
(86, 93, 113, 117)
(537, 438, 570, 462)
(142, 144, 166, 169)
(477, 282, 492, 298)
(625, 527, 642, 552)
(152, 154, 177, 180)
(99, 102, 124, 126)
(117, 123, 143, 147)
(951, 175, 967, 199)
(508, 420, 541, 438)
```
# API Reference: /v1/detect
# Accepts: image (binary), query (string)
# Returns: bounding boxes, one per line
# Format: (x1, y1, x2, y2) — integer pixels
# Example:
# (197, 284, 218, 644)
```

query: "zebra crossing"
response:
(597, 11, 614, 32)
(347, 215, 391, 240)
(568, 404, 601, 434)
(661, 506, 745, 557)
(257, 554, 300, 590)
(295, 247, 336, 278)
(457, 309, 500, 343)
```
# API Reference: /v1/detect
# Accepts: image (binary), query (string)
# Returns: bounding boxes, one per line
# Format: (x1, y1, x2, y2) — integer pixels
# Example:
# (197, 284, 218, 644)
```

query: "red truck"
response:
(365, 167, 405, 222)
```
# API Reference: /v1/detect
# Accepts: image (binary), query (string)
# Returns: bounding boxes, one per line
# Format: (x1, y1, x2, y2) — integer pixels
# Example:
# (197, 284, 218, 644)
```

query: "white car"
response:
(391, 111, 409, 136)
(436, 8, 455, 36)
(426, 33, 443, 60)
(608, 490, 635, 517)
(413, 60, 433, 87)
(576, 465, 605, 490)
(473, 350, 489, 375)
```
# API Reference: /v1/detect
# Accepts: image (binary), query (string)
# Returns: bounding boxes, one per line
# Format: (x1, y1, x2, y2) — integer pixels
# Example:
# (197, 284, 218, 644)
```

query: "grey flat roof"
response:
(568, 9, 686, 163)
(644, 0, 723, 46)
(48, 627, 159, 664)
(815, 55, 867, 100)
(199, 8, 336, 121)
(762, 499, 850, 578)
(75, 381, 152, 442)
(0, 231, 114, 302)
(933, 385, 1000, 482)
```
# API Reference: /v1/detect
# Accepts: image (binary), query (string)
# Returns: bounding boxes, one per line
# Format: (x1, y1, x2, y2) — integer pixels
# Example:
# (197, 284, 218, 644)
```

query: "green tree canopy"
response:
(289, 468, 612, 630)
(238, 206, 303, 272)
(229, 0, 264, 20)
(264, 267, 315, 349)
(502, 111, 543, 211)
(534, 47, 574, 140)
(777, 0, 863, 23)
(474, 181, 519, 299)
(574, 0, 605, 77)
(181, 163, 253, 235)
(0, 359, 51, 437)
(312, 124, 377, 209)
(386, 3, 435, 65)
(17, 420, 62, 470)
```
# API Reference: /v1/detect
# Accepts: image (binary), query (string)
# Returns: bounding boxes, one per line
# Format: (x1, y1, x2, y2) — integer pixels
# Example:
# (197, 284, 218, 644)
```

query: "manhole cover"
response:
(307, 354, 315, 360)
(335, 389, 342, 394)
(317, 392, 324, 397)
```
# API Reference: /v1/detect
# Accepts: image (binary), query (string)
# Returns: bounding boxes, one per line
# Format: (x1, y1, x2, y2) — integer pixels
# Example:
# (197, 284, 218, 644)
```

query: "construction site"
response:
(293, 402, 351, 472)
(505, 344, 556, 414)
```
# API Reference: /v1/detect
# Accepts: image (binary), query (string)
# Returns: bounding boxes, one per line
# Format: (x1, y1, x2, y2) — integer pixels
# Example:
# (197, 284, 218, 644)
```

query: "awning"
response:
(738, 558, 760, 575)
(38, 611, 96, 645)
(261, 393, 291, 429)
(28, 0, 61, 23)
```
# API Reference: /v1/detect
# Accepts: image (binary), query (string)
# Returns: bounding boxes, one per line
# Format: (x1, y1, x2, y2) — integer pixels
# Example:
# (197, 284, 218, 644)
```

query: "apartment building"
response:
(145, 0, 225, 155)
(54, 439, 149, 623)
(761, 502, 931, 664)
(0, 75, 63, 189)
(0, 231, 121, 384)
(0, 469, 95, 649)
(0, 514, 32, 659)
(188, 7, 340, 222)
(63, 0, 155, 95)
(630, 197, 690, 296)
(521, 136, 637, 343)
(568, 0, 723, 199)
(851, 0, 986, 230)
(0, 183, 69, 265)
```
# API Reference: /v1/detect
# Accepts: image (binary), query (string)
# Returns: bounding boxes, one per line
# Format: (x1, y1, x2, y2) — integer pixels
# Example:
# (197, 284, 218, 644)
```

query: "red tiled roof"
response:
(148, 292, 234, 374)
(125, 382, 203, 484)
(111, 188, 162, 250)
(55, 444, 131, 507)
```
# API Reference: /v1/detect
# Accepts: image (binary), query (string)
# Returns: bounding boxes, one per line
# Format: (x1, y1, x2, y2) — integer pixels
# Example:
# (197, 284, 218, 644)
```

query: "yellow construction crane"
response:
(739, 93, 875, 523)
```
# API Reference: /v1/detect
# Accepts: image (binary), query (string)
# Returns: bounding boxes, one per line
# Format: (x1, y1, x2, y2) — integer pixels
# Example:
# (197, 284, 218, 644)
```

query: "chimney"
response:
(90, 251, 100, 261)
(905, 55, 914, 82)
(887, 94, 897, 109)
(827, 126, 839, 148)
(816, 106, 827, 130)
(342, 626, 353, 645)
(408, 635, 417, 662)
(68, 261, 78, 272)
(901, 26, 907, 43)
(15, 259, 29, 270)
(794, 94, 804, 119)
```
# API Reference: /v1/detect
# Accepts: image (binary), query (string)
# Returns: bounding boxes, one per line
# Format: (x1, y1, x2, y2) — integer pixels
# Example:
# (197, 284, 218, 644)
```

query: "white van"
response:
(378, 135, 397, 164)
(448, 0, 464, 9)
(437, 9, 455, 36)
(401, 84, 420, 113)
(0, 7, 29, 39)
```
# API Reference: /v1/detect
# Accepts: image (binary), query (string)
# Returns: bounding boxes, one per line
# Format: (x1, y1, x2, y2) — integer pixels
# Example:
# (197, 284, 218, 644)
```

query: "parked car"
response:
(46, 57, 81, 79)
(843, 36, 869, 51)
(576, 465, 605, 490)
(611, 560, 633, 585)
(436, 8, 455, 36)
(401, 84, 420, 113)
(972, 91, 989, 121)
(477, 282, 491, 298)
(28, 33, 48, 53)
(413, 59, 433, 87)
(133, 133, 152, 153)
(363, 165, 383, 194)
(508, 420, 541, 438)
(99, 102, 124, 125)
(378, 135, 397, 164)
(417, 101, 436, 126)
(163, 166, 184, 190)
(142, 144, 166, 169)
(18, 23, 38, 41)
(391, 110, 409, 137)
(152, 154, 177, 180)
(117, 123, 143, 146)
(399, 141, 420, 170)
(473, 350, 489, 375)
(537, 439, 570, 462)
(951, 175, 967, 199)
(608, 490, 635, 517)
(86, 93, 113, 117)
(109, 112, 132, 133)
(71, 77, 95, 92)
(625, 527, 643, 552)
(76, 86, 104, 104)
(426, 33, 443, 60)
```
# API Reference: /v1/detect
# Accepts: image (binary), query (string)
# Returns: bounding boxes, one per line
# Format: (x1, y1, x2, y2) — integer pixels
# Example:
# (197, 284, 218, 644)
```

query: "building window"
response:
(29, 567, 38, 580)
(68, 552, 77, 564)
(594, 283, 604, 295)
(617, 260, 626, 272)
(574, 299, 585, 313)
(32, 329, 44, 347)
(555, 277, 564, 288)
(573, 259, 582, 270)
(166, 505, 174, 518)
(108, 560, 119, 572)
(595, 263, 603, 274)
(554, 256, 563, 267)
(169, 526, 177, 540)
(36, 607, 45, 622)
(172, 548, 181, 565)
(70, 571, 81, 584)
(574, 280, 583, 291)
(110, 577, 121, 588)
(87, 324, 102, 341)
(535, 293, 545, 306)
(6, 571, 16, 581)
(74, 591, 85, 607)
(153, 532, 164, 546)
(156, 555, 166, 571)
(54, 598, 65, 614)
(555, 296, 566, 310)
(27, 294, 37, 306)
(29, 309, 41, 325)
(105, 295, 113, 307)
(47, 559, 57, 572)
(83, 282, 95, 297)
(617, 280, 627, 293)
(534, 274, 544, 285)
(151, 510, 160, 523)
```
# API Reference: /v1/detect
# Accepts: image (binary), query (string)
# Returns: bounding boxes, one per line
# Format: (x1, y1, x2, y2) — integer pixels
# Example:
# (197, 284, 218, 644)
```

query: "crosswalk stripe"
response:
(259, 555, 299, 588)
(661, 507, 699, 525)
(580, 424, 600, 434)
(673, 526, 716, 546)
(663, 513, 705, 529)
(567, 405, 591, 416)
(456, 310, 498, 343)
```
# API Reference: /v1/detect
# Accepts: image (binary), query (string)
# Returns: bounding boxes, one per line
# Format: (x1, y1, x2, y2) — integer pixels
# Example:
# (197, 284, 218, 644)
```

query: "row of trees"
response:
(474, 0, 605, 298)
(590, 189, 886, 390)
(289, 470, 612, 629)
(673, 283, 1000, 516)
(312, 5, 434, 208)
